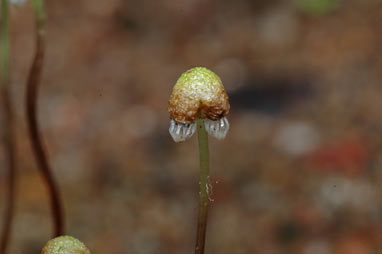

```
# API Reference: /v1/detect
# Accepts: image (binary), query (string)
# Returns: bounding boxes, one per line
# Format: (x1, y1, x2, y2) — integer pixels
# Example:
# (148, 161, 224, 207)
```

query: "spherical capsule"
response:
(41, 236, 91, 254)
(168, 67, 230, 124)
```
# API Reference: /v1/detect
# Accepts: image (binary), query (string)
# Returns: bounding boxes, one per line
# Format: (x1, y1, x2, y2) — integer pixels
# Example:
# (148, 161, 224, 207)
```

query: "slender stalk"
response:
(195, 120, 210, 254)
(376, 155, 382, 254)
(26, 0, 64, 236)
(0, 0, 17, 253)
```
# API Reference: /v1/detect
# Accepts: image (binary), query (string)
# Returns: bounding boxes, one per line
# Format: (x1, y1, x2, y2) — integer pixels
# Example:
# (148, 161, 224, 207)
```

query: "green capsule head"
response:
(41, 236, 91, 254)
(168, 67, 230, 124)
(168, 67, 230, 142)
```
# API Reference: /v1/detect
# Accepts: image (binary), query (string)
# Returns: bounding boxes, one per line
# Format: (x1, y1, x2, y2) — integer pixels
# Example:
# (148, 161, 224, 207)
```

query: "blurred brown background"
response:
(1, 0, 382, 253)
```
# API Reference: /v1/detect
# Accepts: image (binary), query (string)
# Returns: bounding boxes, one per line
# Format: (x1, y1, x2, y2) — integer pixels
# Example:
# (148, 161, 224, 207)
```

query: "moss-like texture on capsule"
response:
(41, 236, 91, 254)
(168, 67, 230, 124)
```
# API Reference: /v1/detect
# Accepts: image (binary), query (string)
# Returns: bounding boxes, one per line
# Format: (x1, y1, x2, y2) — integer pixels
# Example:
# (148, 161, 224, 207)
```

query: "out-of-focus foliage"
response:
(294, 0, 341, 14)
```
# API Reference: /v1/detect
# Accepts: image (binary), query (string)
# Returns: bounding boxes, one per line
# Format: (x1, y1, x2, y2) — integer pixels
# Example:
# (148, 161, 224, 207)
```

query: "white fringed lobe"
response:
(169, 117, 229, 142)
(204, 117, 229, 140)
(169, 119, 196, 142)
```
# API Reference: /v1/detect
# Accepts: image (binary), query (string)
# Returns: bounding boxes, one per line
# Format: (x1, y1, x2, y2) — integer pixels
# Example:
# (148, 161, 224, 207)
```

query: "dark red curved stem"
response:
(26, 15, 64, 237)
(0, 81, 17, 254)
(0, 0, 17, 253)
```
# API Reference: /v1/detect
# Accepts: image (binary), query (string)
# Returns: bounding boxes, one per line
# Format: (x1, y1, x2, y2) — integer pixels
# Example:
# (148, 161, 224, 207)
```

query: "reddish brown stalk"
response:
(0, 0, 16, 253)
(26, 15, 64, 236)
(0, 82, 17, 254)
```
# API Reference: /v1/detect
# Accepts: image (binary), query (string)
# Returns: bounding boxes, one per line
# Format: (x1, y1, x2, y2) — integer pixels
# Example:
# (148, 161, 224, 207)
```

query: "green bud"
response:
(41, 236, 91, 254)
